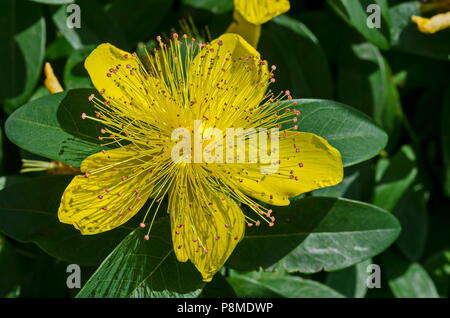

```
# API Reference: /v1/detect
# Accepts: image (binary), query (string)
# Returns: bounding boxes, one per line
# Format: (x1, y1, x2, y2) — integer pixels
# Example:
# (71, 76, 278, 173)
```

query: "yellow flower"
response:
(412, 0, 450, 34)
(58, 33, 343, 282)
(227, 0, 290, 47)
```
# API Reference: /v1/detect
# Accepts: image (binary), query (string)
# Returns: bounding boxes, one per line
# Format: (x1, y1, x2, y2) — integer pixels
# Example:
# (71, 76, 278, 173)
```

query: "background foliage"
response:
(0, 0, 449, 298)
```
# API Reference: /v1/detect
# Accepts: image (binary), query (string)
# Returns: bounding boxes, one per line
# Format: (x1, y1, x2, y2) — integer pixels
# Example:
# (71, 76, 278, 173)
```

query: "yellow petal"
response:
(412, 12, 450, 34)
(226, 10, 261, 47)
(218, 132, 343, 205)
(188, 33, 269, 129)
(234, 0, 290, 25)
(58, 145, 153, 234)
(169, 176, 245, 282)
(84, 43, 156, 120)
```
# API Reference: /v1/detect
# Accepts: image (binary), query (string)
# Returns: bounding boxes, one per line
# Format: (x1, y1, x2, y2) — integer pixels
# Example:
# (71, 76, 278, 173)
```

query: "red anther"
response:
(271, 65, 277, 71)
(81, 113, 87, 120)
(299, 162, 304, 167)
(144, 235, 150, 240)
(101, 206, 107, 210)
(269, 222, 275, 227)
(139, 223, 145, 228)
(255, 221, 261, 227)
(98, 195, 103, 199)
(225, 224, 230, 228)
(293, 117, 298, 123)
(88, 94, 95, 101)
(247, 223, 253, 228)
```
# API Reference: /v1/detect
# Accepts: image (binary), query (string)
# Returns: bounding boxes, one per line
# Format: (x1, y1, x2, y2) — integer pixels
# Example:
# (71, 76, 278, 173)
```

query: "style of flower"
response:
(58, 33, 343, 282)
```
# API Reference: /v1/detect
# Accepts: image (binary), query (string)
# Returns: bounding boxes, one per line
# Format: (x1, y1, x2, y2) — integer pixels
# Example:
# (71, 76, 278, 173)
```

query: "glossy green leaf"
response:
(442, 85, 450, 197)
(373, 145, 418, 211)
(200, 273, 237, 298)
(325, 259, 371, 298)
(29, 0, 73, 4)
(337, 40, 403, 150)
(383, 250, 439, 298)
(0, 175, 129, 266)
(63, 46, 95, 89)
(290, 99, 388, 167)
(52, 0, 128, 50)
(76, 220, 204, 298)
(227, 197, 400, 273)
(228, 271, 344, 298)
(5, 89, 103, 168)
(312, 162, 374, 202)
(260, 15, 333, 99)
(327, 0, 391, 50)
(0, 0, 46, 114)
(389, 1, 450, 61)
(107, 0, 174, 44)
(393, 184, 428, 261)
(425, 249, 450, 297)
(182, 0, 232, 14)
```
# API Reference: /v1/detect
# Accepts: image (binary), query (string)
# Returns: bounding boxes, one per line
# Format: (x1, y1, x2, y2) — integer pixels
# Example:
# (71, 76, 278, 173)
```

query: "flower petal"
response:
(58, 145, 153, 234)
(218, 132, 343, 205)
(188, 33, 269, 129)
(84, 43, 157, 120)
(412, 12, 450, 34)
(168, 175, 245, 282)
(234, 0, 290, 25)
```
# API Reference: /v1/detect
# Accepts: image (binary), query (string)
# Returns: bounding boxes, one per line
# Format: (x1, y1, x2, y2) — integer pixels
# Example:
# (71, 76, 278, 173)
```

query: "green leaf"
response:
(425, 249, 450, 297)
(260, 15, 333, 99)
(228, 271, 344, 298)
(373, 145, 418, 211)
(52, 0, 128, 50)
(227, 197, 401, 273)
(107, 0, 174, 44)
(325, 259, 371, 298)
(200, 273, 237, 298)
(383, 250, 439, 298)
(442, 85, 450, 197)
(389, 1, 450, 61)
(327, 0, 391, 50)
(29, 0, 73, 4)
(182, 0, 232, 14)
(337, 41, 403, 150)
(0, 0, 46, 113)
(63, 46, 95, 89)
(5, 89, 103, 168)
(0, 175, 129, 266)
(290, 99, 388, 167)
(312, 162, 374, 202)
(76, 219, 204, 298)
(0, 236, 23, 297)
(393, 184, 428, 261)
